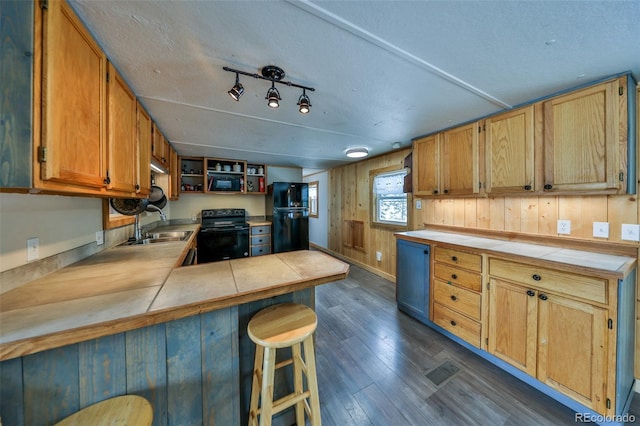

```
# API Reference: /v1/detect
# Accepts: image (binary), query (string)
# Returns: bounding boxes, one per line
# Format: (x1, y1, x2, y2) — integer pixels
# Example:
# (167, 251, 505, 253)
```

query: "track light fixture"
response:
(223, 65, 315, 114)
(266, 81, 281, 108)
(228, 72, 244, 101)
(297, 89, 311, 114)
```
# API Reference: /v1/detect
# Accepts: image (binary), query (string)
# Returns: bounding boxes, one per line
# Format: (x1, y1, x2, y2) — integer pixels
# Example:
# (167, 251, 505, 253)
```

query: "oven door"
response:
(197, 227, 249, 263)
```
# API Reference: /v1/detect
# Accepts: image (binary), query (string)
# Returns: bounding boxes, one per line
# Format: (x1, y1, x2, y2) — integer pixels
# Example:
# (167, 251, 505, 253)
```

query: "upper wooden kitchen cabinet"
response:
(543, 76, 628, 194)
(105, 62, 137, 195)
(36, 0, 108, 194)
(152, 123, 170, 170)
(136, 101, 152, 197)
(169, 146, 180, 200)
(484, 105, 536, 194)
(412, 134, 440, 196)
(440, 121, 482, 196)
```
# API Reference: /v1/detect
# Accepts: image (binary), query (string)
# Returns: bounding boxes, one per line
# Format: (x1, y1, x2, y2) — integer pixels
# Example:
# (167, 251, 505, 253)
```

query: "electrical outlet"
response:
(621, 224, 640, 242)
(96, 231, 104, 246)
(557, 220, 571, 235)
(416, 200, 422, 210)
(592, 222, 609, 238)
(376, 251, 382, 262)
(27, 237, 39, 262)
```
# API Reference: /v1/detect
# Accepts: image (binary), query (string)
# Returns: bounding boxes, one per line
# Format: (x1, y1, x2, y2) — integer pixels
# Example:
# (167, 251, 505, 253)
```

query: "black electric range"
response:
(196, 208, 249, 263)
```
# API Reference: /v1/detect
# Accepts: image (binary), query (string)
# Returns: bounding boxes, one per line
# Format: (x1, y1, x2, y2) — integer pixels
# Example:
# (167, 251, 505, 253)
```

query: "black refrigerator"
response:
(266, 182, 309, 253)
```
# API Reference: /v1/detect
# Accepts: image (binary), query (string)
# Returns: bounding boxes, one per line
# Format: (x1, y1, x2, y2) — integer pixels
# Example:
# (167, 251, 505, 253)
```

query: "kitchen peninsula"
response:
(0, 226, 349, 425)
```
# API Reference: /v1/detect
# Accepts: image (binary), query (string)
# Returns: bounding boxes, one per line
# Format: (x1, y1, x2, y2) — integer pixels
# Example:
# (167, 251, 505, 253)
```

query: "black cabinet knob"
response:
(433, 189, 438, 194)
(423, 250, 429, 255)
(539, 294, 548, 301)
(450, 320, 457, 326)
(527, 290, 535, 297)
(444, 189, 449, 194)
(524, 185, 532, 190)
(544, 184, 553, 190)
(451, 295, 457, 301)
(451, 256, 458, 262)
(451, 274, 458, 280)
(532, 274, 541, 281)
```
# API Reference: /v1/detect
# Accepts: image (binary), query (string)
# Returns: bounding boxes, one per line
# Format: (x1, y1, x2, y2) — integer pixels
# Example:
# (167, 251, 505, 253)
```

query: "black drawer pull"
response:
(433, 189, 438, 194)
(538, 294, 548, 301)
(524, 184, 532, 190)
(450, 320, 457, 326)
(532, 274, 541, 281)
(526, 290, 535, 297)
(544, 184, 553, 190)
(451, 256, 458, 262)
(444, 189, 449, 194)
(450, 295, 457, 301)
(451, 274, 458, 280)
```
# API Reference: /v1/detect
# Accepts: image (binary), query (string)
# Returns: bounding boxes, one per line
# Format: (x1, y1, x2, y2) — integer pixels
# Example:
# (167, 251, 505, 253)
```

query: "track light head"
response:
(266, 82, 281, 108)
(228, 73, 244, 101)
(297, 89, 311, 114)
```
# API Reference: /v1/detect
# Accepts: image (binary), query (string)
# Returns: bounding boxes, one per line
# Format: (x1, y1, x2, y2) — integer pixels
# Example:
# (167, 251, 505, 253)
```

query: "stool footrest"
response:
(258, 390, 311, 417)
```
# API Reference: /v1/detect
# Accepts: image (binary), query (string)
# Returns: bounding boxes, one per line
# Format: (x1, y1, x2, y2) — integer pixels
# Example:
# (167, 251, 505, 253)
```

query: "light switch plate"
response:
(592, 222, 609, 238)
(96, 231, 104, 246)
(27, 237, 39, 262)
(557, 220, 571, 235)
(416, 200, 422, 210)
(621, 224, 640, 242)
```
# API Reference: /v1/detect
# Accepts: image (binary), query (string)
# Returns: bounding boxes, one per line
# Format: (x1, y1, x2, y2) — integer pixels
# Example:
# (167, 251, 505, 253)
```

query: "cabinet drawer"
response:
(433, 263, 482, 292)
(251, 235, 271, 246)
(251, 226, 270, 235)
(433, 280, 481, 320)
(251, 245, 271, 256)
(433, 303, 481, 348)
(434, 247, 482, 273)
(489, 258, 607, 304)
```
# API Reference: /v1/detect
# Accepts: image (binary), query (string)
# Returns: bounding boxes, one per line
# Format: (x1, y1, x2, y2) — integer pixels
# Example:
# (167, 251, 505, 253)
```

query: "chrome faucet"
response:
(145, 204, 167, 221)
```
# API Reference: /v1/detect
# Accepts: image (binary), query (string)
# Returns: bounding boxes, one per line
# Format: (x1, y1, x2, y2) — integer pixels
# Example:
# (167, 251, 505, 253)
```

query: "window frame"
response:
(308, 180, 319, 218)
(369, 164, 410, 230)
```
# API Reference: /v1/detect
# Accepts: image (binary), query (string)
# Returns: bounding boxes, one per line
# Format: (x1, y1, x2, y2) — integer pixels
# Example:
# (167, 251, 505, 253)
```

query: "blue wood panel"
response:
(78, 332, 126, 407)
(23, 344, 80, 425)
(201, 306, 240, 426)
(0, 357, 24, 424)
(126, 323, 168, 426)
(166, 315, 203, 426)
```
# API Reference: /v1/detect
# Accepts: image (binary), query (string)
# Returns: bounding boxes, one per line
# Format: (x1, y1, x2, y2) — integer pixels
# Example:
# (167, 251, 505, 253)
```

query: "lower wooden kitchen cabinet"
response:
(395, 233, 637, 424)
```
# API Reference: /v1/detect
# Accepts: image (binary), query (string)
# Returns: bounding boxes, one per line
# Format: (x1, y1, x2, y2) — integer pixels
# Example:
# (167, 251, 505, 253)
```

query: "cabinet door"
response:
(537, 293, 608, 414)
(543, 78, 624, 193)
(169, 147, 179, 200)
(40, 0, 106, 189)
(441, 122, 480, 195)
(152, 124, 168, 168)
(488, 278, 537, 376)
(106, 63, 137, 194)
(485, 105, 535, 194)
(412, 134, 440, 196)
(136, 101, 152, 196)
(396, 240, 430, 323)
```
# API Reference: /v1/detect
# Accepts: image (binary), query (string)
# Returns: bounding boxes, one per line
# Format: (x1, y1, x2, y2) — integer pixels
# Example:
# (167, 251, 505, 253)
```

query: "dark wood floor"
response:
(313, 263, 640, 425)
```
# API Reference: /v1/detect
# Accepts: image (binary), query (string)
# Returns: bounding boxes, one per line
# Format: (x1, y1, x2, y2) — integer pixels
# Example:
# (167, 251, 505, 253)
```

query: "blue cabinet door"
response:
(396, 239, 430, 324)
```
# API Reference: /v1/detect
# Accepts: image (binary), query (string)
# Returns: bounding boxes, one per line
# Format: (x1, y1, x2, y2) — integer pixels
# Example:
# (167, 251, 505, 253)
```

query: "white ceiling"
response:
(69, 0, 640, 171)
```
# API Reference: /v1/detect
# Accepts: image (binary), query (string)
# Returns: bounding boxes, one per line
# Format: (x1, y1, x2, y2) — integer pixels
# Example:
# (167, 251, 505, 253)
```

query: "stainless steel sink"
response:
(119, 230, 193, 246)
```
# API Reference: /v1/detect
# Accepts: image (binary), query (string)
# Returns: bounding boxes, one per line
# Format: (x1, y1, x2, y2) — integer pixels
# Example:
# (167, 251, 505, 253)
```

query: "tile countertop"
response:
(396, 230, 637, 279)
(0, 224, 349, 361)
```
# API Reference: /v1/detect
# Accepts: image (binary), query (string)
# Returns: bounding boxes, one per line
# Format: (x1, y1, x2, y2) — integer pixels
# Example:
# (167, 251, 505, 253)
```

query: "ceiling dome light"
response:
(228, 73, 244, 101)
(346, 148, 369, 158)
(297, 89, 311, 114)
(266, 82, 281, 108)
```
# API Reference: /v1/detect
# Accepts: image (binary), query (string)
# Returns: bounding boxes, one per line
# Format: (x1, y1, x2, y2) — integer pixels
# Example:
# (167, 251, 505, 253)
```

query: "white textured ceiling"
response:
(69, 0, 640, 171)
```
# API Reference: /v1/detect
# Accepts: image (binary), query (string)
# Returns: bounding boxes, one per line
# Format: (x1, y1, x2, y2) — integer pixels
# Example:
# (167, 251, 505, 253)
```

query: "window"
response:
(371, 167, 408, 227)
(308, 181, 319, 218)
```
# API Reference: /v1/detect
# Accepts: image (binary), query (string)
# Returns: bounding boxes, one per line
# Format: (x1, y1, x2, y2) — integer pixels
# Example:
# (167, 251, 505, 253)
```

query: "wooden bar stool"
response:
(55, 395, 152, 426)
(247, 303, 321, 426)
